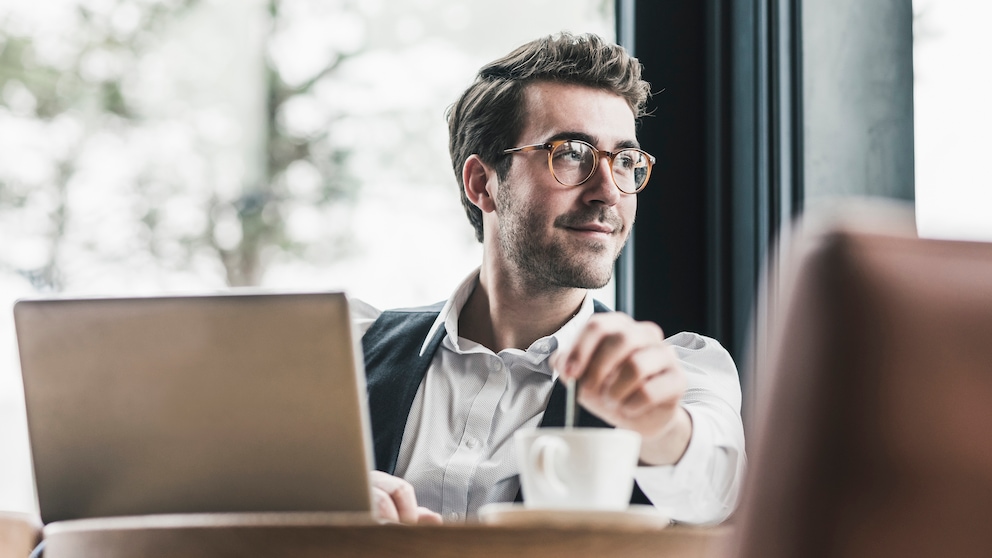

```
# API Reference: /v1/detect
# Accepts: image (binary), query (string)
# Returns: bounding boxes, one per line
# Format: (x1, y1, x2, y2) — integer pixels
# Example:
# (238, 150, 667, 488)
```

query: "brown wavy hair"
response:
(447, 32, 651, 242)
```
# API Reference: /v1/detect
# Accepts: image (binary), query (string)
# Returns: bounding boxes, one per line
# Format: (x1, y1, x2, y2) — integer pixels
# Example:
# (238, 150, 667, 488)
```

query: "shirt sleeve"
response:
(632, 332, 746, 525)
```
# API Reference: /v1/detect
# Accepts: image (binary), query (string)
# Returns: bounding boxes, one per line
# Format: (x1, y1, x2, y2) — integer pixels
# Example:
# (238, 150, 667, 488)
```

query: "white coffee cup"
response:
(515, 427, 641, 511)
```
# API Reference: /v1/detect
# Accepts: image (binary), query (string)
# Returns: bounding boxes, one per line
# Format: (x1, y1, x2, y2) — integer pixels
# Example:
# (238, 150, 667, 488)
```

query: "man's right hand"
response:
(370, 471, 443, 525)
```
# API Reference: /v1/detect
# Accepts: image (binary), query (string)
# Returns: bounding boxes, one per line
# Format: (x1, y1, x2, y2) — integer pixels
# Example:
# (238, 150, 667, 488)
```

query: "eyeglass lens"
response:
(550, 141, 650, 193)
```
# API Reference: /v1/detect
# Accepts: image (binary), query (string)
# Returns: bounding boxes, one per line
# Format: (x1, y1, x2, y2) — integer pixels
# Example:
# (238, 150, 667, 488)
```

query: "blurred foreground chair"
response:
(0, 512, 41, 558)
(730, 205, 992, 557)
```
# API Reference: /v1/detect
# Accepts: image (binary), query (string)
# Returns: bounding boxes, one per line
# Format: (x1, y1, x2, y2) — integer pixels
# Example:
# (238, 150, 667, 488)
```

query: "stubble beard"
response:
(494, 182, 629, 293)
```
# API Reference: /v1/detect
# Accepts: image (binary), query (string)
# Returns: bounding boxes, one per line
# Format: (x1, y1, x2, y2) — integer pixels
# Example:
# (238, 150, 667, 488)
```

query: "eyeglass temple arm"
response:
(502, 143, 552, 155)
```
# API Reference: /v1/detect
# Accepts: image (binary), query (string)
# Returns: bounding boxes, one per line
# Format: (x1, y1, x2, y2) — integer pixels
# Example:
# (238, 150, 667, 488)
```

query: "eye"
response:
(615, 151, 638, 171)
(553, 141, 590, 163)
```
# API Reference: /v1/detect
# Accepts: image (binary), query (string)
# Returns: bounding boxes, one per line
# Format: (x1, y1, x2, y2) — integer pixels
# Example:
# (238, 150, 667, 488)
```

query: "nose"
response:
(580, 153, 622, 207)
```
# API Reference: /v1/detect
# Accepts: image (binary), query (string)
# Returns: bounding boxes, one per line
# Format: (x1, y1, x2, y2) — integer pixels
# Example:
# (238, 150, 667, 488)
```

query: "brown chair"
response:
(730, 207, 992, 558)
(0, 512, 41, 558)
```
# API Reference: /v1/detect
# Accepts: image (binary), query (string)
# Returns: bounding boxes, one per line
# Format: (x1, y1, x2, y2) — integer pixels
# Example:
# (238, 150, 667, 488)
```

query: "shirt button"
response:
(489, 360, 501, 372)
(447, 511, 460, 522)
(465, 438, 479, 449)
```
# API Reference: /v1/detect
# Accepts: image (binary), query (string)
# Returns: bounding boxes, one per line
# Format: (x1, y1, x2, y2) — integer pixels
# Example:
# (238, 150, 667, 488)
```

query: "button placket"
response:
(440, 354, 507, 519)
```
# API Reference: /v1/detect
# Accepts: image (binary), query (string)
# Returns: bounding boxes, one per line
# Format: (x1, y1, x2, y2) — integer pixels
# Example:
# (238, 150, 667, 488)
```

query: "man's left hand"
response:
(551, 312, 692, 466)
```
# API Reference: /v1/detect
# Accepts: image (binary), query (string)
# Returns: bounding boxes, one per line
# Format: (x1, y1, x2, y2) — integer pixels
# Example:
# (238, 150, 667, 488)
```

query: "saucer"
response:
(476, 503, 671, 529)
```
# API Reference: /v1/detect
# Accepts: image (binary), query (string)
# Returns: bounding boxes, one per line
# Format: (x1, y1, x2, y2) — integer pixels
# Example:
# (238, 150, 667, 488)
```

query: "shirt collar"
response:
(418, 268, 596, 378)
(418, 268, 480, 356)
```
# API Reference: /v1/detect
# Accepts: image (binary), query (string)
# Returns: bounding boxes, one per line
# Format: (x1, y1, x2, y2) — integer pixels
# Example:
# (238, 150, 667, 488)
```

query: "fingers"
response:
(553, 313, 666, 396)
(552, 312, 687, 440)
(371, 470, 416, 524)
(555, 313, 663, 390)
(372, 486, 400, 523)
(416, 507, 444, 525)
(370, 471, 441, 525)
(606, 344, 686, 418)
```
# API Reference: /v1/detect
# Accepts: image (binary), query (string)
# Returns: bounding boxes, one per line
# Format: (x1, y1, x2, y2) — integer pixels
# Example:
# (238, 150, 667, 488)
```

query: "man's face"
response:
(492, 81, 638, 292)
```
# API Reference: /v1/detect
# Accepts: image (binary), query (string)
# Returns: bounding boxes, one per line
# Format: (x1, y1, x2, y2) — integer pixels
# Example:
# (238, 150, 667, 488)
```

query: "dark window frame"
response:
(615, 0, 804, 405)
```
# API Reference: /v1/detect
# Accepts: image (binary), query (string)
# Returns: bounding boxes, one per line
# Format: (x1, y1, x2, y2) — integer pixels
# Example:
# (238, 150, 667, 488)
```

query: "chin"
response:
(588, 268, 616, 289)
(557, 261, 615, 290)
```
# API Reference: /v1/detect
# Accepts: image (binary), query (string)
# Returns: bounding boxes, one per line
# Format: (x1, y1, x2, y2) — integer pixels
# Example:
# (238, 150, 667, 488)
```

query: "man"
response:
(353, 33, 745, 525)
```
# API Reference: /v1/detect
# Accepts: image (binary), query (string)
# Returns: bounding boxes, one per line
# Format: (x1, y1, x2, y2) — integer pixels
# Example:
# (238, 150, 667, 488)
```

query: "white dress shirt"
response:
(351, 269, 746, 525)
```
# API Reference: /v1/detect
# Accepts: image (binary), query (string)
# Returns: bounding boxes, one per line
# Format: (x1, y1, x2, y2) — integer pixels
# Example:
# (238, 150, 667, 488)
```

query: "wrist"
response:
(637, 407, 693, 466)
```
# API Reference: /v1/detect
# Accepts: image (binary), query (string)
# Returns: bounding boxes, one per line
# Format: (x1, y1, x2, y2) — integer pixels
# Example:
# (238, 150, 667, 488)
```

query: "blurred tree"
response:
(0, 0, 202, 290)
(0, 0, 365, 290)
(211, 0, 364, 286)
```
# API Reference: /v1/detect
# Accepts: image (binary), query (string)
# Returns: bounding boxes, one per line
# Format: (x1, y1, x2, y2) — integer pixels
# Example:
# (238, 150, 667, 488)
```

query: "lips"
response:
(569, 222, 615, 234)
(555, 209, 623, 235)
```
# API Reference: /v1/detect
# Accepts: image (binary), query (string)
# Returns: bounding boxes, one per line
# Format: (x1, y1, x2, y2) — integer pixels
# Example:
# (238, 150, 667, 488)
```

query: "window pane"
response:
(914, 0, 992, 241)
(0, 0, 614, 514)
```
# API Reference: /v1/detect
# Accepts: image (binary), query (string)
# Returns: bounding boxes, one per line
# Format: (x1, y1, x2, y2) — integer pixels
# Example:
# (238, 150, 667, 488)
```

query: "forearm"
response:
(634, 403, 746, 524)
(638, 406, 693, 465)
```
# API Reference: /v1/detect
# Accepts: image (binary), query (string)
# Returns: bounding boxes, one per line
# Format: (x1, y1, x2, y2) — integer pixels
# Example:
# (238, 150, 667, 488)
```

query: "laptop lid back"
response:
(14, 292, 373, 524)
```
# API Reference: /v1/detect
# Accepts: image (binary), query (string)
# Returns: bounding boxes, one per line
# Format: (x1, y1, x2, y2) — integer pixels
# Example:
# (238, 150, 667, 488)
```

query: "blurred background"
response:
(0, 0, 989, 514)
(913, 0, 992, 242)
(0, 0, 614, 513)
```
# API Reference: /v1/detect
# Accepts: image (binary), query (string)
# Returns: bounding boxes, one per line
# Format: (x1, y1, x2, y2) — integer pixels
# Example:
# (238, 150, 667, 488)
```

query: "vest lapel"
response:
(362, 304, 444, 475)
(541, 299, 614, 428)
(539, 379, 612, 428)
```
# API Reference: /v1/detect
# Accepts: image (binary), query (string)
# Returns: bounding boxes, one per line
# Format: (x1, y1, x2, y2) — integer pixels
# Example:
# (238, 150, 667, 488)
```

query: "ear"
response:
(463, 154, 498, 213)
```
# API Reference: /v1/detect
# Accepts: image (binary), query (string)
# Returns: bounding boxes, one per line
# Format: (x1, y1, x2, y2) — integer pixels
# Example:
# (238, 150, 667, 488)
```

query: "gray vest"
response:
(361, 300, 649, 505)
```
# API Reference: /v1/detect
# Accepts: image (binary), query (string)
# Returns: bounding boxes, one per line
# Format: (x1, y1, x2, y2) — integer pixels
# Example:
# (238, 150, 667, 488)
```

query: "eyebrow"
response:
(543, 131, 641, 150)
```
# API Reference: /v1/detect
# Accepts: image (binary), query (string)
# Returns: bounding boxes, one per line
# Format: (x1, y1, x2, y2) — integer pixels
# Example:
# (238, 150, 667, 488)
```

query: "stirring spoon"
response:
(564, 377, 577, 429)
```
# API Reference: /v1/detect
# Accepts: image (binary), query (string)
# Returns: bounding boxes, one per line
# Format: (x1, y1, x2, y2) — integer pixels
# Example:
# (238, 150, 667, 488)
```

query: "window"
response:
(0, 0, 614, 514)
(913, 0, 992, 242)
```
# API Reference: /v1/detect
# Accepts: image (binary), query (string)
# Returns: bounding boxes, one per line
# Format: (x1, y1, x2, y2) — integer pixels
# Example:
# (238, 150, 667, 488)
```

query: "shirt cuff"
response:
(632, 404, 739, 525)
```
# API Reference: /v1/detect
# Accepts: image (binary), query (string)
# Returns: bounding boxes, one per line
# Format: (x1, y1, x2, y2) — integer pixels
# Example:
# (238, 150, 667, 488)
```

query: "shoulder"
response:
(353, 298, 445, 339)
(378, 301, 446, 315)
(348, 297, 382, 321)
(349, 298, 445, 320)
(348, 297, 382, 338)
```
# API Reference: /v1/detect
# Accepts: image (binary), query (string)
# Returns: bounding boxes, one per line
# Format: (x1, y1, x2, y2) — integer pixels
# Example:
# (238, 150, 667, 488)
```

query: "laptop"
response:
(13, 291, 375, 524)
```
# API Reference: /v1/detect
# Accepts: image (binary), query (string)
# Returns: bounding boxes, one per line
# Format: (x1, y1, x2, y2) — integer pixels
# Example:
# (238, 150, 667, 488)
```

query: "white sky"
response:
(914, 0, 992, 241)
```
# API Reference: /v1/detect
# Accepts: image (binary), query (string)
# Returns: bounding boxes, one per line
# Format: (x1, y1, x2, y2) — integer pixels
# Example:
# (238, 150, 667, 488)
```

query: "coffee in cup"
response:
(514, 427, 641, 511)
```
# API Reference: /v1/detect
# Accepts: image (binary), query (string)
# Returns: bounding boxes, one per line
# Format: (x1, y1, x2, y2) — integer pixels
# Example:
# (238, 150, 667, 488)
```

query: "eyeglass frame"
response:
(502, 138, 656, 194)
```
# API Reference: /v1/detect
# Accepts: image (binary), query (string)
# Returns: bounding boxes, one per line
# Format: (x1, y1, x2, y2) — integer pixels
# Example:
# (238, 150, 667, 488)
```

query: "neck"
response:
(458, 261, 586, 353)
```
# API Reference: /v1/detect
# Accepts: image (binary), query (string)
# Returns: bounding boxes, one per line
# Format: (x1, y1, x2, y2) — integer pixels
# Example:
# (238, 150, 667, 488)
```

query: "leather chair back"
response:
(733, 213, 992, 557)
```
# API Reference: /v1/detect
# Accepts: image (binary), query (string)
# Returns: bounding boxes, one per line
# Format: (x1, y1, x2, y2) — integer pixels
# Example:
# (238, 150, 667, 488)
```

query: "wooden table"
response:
(42, 513, 731, 558)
